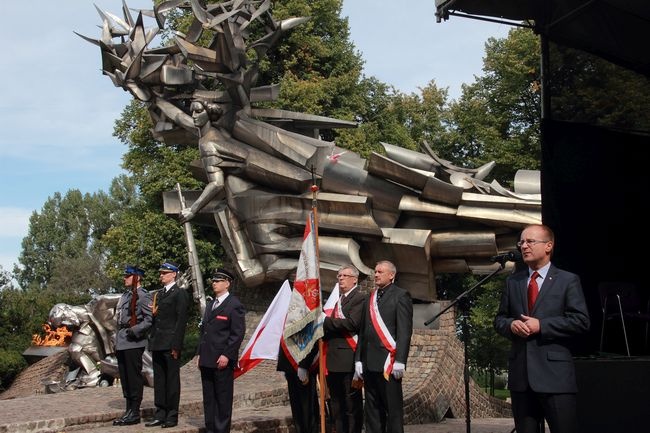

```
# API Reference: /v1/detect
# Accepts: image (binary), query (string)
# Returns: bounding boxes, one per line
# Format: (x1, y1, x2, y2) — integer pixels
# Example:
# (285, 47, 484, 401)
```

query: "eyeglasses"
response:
(517, 239, 550, 248)
(337, 274, 356, 279)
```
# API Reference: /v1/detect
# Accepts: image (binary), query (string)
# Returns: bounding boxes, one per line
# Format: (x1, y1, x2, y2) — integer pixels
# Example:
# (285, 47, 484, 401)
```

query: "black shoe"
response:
(113, 410, 132, 426)
(162, 421, 178, 428)
(145, 419, 165, 427)
(120, 414, 141, 425)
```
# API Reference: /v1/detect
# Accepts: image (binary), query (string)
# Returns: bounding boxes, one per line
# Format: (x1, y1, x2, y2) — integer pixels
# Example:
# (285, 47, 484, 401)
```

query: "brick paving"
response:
(0, 307, 514, 433)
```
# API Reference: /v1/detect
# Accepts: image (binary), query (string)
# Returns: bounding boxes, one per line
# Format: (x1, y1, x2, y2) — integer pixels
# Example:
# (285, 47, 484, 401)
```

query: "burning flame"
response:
(32, 324, 72, 346)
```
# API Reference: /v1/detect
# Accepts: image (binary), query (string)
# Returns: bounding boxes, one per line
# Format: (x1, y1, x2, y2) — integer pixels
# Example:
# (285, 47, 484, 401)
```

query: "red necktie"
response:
(527, 271, 540, 313)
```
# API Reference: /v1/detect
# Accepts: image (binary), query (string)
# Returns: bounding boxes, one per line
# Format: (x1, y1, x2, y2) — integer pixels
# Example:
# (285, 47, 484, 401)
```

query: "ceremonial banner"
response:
(282, 210, 324, 364)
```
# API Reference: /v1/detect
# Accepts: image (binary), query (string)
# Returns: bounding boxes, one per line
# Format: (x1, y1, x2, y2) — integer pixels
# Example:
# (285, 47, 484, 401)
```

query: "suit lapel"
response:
(532, 265, 557, 310)
(514, 272, 529, 313)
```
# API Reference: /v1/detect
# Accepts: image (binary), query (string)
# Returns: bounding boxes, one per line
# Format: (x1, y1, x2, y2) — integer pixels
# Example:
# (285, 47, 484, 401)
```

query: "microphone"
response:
(490, 251, 522, 264)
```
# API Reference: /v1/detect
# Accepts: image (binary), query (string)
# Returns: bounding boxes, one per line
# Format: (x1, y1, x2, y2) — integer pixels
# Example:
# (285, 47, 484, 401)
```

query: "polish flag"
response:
(323, 283, 339, 317)
(235, 280, 292, 379)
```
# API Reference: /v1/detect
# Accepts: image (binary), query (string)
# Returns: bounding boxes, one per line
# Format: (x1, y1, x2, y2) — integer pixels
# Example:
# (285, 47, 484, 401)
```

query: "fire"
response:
(32, 324, 72, 346)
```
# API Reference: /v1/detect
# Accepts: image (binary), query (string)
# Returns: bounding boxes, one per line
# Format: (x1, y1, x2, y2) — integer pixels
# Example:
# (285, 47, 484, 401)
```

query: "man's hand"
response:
(520, 314, 540, 335)
(216, 354, 229, 370)
(171, 349, 180, 360)
(126, 328, 136, 339)
(510, 318, 532, 338)
(354, 361, 363, 380)
(297, 367, 309, 384)
(392, 362, 405, 380)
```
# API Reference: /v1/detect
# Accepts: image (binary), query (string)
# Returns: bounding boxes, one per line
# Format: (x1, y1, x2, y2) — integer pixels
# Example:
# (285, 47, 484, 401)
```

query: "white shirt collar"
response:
(215, 292, 230, 304)
(341, 285, 357, 298)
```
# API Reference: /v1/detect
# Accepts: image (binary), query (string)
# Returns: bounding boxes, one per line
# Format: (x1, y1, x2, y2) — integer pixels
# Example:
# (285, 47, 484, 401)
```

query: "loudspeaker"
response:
(575, 357, 650, 433)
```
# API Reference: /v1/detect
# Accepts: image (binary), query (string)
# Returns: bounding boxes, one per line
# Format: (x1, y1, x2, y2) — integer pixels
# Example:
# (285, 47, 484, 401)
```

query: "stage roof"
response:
(434, 0, 650, 77)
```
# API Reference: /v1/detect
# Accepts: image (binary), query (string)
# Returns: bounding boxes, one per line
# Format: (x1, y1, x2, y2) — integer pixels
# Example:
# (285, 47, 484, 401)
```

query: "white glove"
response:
(319, 311, 327, 322)
(297, 367, 308, 384)
(392, 362, 405, 379)
(354, 361, 363, 379)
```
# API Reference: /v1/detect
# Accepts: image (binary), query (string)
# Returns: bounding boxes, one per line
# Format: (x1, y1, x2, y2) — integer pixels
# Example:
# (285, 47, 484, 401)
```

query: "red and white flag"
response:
(235, 280, 292, 379)
(282, 210, 324, 364)
(323, 283, 339, 317)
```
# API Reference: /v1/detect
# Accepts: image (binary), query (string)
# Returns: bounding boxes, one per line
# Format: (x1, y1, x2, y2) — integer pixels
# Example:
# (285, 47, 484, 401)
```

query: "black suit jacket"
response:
(355, 283, 413, 372)
(494, 264, 590, 393)
(323, 287, 366, 372)
(149, 284, 190, 352)
(198, 294, 246, 369)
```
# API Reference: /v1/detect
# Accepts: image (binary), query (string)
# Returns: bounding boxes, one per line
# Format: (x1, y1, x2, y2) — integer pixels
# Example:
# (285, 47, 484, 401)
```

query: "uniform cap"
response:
(211, 268, 234, 282)
(124, 265, 145, 277)
(159, 262, 179, 273)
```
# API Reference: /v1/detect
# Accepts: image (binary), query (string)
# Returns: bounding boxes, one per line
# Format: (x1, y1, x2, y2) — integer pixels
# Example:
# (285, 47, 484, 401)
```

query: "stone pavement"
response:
(0, 356, 515, 433)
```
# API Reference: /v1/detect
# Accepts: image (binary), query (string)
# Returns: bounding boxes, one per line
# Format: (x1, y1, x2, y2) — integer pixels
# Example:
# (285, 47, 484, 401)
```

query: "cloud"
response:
(0, 207, 32, 271)
(0, 207, 31, 238)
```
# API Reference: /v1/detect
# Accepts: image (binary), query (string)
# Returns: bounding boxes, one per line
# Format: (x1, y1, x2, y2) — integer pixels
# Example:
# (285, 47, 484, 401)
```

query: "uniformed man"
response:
(145, 261, 190, 428)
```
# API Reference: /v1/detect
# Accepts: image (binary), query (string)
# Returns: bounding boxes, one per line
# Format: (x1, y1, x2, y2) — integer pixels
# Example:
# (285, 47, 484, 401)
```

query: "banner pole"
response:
(310, 167, 327, 433)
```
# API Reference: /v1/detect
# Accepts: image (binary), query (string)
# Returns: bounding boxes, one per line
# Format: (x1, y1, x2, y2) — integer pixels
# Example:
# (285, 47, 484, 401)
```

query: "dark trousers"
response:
(285, 371, 319, 433)
(326, 372, 363, 433)
(116, 347, 145, 412)
(363, 371, 404, 433)
(200, 366, 234, 433)
(511, 389, 577, 433)
(151, 350, 182, 423)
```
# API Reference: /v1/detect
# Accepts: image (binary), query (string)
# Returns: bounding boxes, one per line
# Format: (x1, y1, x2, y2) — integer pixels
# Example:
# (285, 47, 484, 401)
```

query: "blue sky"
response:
(0, 0, 510, 274)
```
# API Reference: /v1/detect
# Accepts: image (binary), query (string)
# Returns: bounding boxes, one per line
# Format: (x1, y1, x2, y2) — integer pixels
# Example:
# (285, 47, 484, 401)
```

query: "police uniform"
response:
(113, 265, 153, 426)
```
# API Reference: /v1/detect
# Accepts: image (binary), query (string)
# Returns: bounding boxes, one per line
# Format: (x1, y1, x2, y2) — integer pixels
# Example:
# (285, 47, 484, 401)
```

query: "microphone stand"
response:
(424, 261, 506, 433)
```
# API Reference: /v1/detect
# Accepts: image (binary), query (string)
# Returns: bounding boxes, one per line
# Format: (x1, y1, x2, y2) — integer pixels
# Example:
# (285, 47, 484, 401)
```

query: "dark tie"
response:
(129, 290, 138, 327)
(211, 298, 220, 311)
(527, 271, 540, 313)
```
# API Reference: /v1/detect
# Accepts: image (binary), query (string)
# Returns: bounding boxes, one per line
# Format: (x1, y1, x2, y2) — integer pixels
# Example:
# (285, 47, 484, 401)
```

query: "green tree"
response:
(16, 190, 102, 291)
(444, 27, 541, 185)
(467, 276, 510, 395)
(0, 265, 13, 290)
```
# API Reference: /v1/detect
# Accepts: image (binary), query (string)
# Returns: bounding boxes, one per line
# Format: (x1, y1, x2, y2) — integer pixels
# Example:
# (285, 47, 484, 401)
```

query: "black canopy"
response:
(435, 0, 650, 77)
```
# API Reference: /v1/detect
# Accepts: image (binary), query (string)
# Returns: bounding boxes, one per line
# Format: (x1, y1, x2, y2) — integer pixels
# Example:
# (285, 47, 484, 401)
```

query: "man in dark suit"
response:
(494, 224, 590, 433)
(276, 341, 319, 433)
(113, 265, 153, 426)
(197, 268, 246, 433)
(323, 265, 366, 433)
(146, 262, 190, 428)
(355, 260, 413, 433)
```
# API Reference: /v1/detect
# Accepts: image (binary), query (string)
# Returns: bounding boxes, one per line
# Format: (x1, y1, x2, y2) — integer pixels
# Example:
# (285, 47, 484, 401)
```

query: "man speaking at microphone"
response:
(494, 224, 590, 433)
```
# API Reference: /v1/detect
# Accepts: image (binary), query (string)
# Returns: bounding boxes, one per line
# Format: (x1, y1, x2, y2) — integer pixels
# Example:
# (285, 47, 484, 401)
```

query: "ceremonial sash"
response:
(369, 289, 396, 380)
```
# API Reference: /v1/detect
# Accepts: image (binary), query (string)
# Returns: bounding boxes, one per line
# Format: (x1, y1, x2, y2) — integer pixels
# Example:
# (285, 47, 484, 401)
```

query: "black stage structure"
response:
(434, 2, 650, 432)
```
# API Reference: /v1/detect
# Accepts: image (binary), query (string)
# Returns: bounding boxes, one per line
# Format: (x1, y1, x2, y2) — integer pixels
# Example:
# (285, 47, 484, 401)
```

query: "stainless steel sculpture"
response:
(81, 1, 541, 301)
(48, 296, 154, 389)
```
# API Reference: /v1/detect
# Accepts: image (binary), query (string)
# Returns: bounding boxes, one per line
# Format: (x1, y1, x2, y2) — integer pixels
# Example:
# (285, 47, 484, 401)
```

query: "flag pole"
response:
(310, 167, 327, 433)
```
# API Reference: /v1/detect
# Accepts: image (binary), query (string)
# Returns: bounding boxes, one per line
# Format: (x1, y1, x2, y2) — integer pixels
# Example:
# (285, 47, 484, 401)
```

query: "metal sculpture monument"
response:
(79, 0, 541, 302)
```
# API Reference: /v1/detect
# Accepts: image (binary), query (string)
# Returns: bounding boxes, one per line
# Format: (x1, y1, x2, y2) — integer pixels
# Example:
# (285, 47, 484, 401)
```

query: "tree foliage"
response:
(443, 27, 541, 185)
